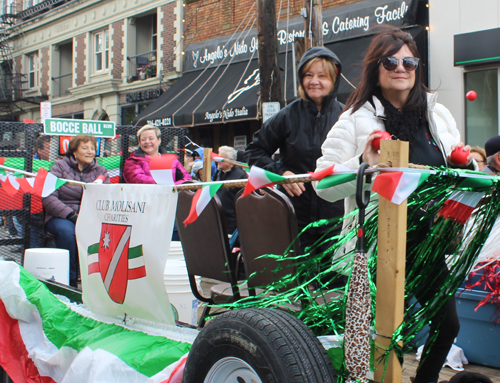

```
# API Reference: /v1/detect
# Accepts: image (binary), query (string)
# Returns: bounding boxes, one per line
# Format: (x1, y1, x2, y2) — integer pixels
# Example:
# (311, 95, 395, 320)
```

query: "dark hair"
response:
(345, 26, 427, 113)
(34, 135, 51, 151)
(66, 135, 98, 158)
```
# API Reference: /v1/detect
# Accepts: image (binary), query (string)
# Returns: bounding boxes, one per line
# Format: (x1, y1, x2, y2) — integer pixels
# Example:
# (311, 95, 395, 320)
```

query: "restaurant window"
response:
(465, 69, 499, 147)
(121, 103, 151, 125)
(27, 51, 39, 88)
(94, 29, 110, 72)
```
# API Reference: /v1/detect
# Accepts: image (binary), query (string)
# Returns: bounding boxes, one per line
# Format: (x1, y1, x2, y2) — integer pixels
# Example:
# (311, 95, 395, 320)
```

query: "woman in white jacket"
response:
(315, 26, 472, 383)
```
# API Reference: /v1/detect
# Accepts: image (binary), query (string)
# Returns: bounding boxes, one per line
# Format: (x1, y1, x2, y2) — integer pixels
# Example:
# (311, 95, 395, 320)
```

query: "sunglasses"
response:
(378, 56, 420, 72)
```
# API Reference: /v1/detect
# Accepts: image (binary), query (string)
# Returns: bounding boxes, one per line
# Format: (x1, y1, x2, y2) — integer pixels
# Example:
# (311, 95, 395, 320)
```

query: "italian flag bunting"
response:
(316, 173, 357, 190)
(0, 157, 26, 176)
(33, 159, 54, 172)
(93, 174, 106, 184)
(437, 190, 485, 224)
(309, 164, 352, 181)
(457, 170, 495, 190)
(210, 152, 224, 162)
(184, 183, 224, 227)
(33, 167, 67, 197)
(0, 175, 20, 196)
(149, 154, 176, 185)
(210, 152, 249, 168)
(0, 261, 193, 383)
(372, 171, 430, 205)
(241, 166, 285, 197)
(16, 177, 35, 194)
(97, 156, 120, 184)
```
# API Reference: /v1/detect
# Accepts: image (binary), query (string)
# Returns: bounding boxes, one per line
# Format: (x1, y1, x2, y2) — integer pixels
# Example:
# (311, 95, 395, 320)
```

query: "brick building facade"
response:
(183, 0, 358, 45)
(0, 0, 183, 124)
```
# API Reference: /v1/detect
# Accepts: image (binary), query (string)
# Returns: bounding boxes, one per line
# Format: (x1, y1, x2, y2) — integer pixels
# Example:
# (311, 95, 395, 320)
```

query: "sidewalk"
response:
(403, 350, 500, 382)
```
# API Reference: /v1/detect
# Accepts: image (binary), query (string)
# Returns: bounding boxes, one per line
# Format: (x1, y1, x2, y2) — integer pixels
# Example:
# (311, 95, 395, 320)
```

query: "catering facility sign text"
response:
(184, 0, 415, 71)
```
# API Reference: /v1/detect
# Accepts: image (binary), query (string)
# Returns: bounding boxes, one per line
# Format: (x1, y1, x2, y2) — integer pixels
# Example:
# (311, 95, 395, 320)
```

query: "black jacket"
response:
(216, 165, 248, 234)
(245, 47, 344, 232)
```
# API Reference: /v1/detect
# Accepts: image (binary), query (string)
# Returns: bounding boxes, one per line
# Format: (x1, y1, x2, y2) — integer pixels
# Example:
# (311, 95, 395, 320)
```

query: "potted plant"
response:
(139, 64, 156, 79)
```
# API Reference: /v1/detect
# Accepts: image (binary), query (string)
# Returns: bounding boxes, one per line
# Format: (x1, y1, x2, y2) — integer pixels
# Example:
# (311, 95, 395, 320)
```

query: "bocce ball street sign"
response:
(44, 118, 116, 138)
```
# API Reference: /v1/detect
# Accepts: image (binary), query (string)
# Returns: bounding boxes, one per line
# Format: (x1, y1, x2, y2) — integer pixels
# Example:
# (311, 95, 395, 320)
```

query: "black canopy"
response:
(134, 59, 263, 127)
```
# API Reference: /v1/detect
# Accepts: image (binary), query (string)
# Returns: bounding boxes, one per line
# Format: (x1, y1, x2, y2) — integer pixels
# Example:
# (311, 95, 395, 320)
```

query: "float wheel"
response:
(182, 308, 337, 383)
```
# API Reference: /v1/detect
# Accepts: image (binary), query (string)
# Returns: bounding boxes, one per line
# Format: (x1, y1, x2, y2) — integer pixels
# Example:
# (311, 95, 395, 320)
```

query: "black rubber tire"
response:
(182, 308, 337, 383)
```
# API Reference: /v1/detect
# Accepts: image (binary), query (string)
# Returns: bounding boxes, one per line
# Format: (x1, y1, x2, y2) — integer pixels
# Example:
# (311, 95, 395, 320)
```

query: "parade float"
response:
(0, 122, 499, 382)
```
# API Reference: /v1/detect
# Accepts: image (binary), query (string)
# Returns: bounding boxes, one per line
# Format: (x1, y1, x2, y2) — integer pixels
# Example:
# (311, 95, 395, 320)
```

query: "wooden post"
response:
(303, 0, 323, 48)
(374, 140, 409, 383)
(256, 0, 282, 105)
(202, 148, 212, 182)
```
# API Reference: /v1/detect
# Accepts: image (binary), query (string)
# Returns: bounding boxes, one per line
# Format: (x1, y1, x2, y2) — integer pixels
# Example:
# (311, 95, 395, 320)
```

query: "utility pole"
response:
(303, 0, 323, 49)
(256, 0, 282, 105)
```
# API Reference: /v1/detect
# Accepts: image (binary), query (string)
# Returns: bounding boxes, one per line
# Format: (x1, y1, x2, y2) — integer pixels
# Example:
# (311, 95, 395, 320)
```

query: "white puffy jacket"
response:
(315, 92, 460, 214)
(313, 93, 461, 263)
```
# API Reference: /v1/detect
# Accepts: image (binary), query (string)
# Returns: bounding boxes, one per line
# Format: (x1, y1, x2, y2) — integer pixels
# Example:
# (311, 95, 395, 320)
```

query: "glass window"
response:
(94, 29, 109, 72)
(152, 16, 157, 52)
(28, 52, 39, 88)
(465, 69, 499, 147)
(121, 103, 151, 125)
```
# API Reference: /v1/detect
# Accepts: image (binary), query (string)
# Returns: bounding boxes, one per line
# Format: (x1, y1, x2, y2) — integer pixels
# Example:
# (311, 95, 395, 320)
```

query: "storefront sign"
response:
(454, 28, 500, 67)
(234, 135, 247, 151)
(44, 118, 116, 138)
(184, 0, 415, 71)
(40, 102, 52, 123)
(147, 117, 172, 127)
(125, 88, 162, 103)
(262, 102, 281, 123)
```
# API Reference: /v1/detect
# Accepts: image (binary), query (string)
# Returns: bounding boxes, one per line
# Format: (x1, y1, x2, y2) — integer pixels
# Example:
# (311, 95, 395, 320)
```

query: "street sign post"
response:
(262, 102, 280, 123)
(43, 118, 116, 138)
(40, 102, 52, 123)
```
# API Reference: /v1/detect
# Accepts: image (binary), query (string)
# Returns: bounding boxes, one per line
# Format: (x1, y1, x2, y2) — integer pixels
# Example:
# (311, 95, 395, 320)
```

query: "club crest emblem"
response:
(87, 224, 146, 304)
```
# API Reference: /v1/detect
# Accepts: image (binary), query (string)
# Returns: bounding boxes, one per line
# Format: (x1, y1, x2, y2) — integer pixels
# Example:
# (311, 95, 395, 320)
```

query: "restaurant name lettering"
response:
(205, 107, 249, 123)
(194, 38, 259, 67)
(126, 88, 162, 103)
(322, 1, 409, 35)
(186, 1, 411, 70)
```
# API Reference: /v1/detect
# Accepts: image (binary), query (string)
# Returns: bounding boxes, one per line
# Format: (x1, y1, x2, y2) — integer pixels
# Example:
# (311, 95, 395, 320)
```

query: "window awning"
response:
(133, 59, 265, 127)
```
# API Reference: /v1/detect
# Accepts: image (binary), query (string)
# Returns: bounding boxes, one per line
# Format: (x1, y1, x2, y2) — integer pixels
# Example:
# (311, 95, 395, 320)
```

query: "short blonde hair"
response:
(470, 146, 486, 162)
(137, 124, 161, 140)
(298, 57, 337, 101)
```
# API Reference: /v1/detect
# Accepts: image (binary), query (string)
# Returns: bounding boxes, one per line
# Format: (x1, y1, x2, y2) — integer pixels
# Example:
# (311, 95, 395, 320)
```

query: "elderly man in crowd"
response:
(483, 135, 500, 175)
(215, 146, 248, 235)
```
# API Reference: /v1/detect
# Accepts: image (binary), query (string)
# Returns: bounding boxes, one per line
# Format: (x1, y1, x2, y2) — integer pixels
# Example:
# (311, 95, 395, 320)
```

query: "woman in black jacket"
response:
(245, 46, 344, 271)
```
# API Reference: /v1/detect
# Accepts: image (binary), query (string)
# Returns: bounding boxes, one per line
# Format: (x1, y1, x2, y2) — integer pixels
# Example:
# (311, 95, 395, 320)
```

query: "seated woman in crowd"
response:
(469, 146, 487, 172)
(123, 124, 191, 184)
(42, 134, 110, 288)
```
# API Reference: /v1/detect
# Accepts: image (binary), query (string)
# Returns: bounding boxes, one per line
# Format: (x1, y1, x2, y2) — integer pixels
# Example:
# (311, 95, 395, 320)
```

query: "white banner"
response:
(76, 184, 177, 325)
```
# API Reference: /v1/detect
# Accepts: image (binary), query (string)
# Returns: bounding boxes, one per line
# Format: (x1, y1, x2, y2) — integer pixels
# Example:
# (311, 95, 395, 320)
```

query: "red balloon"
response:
(450, 147, 469, 165)
(466, 90, 477, 101)
(372, 130, 392, 151)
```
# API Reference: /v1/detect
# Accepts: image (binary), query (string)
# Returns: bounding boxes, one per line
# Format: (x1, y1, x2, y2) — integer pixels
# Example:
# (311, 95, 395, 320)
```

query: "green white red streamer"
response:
(0, 261, 193, 382)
